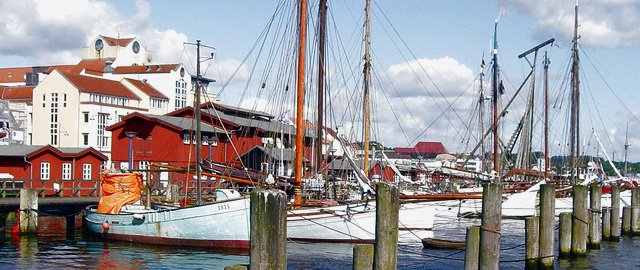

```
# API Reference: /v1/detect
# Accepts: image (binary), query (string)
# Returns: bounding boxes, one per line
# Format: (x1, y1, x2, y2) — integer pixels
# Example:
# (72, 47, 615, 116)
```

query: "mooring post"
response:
(374, 182, 399, 270)
(223, 265, 248, 270)
(19, 189, 38, 235)
(538, 184, 555, 268)
(464, 226, 480, 270)
(588, 185, 602, 249)
(66, 215, 75, 239)
(165, 183, 178, 202)
(622, 206, 632, 236)
(631, 187, 640, 236)
(0, 212, 7, 233)
(249, 189, 287, 270)
(559, 212, 572, 258)
(525, 217, 539, 270)
(571, 185, 588, 257)
(602, 207, 611, 241)
(353, 244, 374, 270)
(479, 183, 502, 269)
(610, 185, 621, 241)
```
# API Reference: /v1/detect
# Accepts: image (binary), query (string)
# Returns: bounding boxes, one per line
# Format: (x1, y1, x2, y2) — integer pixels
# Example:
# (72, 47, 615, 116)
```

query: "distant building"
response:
(0, 144, 107, 195)
(393, 142, 448, 159)
(0, 35, 216, 165)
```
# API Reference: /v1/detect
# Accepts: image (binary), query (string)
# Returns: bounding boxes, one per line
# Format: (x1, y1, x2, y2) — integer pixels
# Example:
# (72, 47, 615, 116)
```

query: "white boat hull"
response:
(287, 201, 435, 243)
(84, 197, 252, 250)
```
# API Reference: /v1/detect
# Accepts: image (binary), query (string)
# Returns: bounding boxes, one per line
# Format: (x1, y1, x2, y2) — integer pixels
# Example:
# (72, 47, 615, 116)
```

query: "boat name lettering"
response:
(218, 204, 230, 210)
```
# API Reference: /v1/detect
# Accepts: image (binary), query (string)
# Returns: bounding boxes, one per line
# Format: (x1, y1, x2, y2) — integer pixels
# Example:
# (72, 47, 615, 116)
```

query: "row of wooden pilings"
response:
(464, 183, 640, 270)
(225, 182, 400, 270)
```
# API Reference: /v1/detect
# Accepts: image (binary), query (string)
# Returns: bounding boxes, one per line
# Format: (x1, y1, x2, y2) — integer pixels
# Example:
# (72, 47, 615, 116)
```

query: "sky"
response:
(2, 0, 640, 162)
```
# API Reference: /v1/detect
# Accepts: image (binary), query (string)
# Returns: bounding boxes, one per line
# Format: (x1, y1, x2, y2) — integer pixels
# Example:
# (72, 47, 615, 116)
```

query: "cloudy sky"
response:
(2, 0, 640, 161)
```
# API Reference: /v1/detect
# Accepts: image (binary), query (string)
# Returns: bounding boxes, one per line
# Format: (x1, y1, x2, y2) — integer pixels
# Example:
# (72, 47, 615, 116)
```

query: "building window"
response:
(151, 98, 164, 108)
(97, 113, 108, 147)
(50, 93, 59, 145)
(62, 163, 71, 180)
(82, 133, 89, 146)
(82, 164, 92, 180)
(83, 112, 89, 123)
(63, 94, 67, 107)
(183, 132, 190, 144)
(42, 94, 46, 108)
(175, 79, 187, 110)
(40, 162, 50, 180)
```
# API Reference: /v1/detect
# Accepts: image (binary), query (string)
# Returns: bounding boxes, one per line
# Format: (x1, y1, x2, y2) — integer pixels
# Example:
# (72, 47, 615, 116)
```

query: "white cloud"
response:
(504, 0, 640, 48)
(0, 0, 188, 65)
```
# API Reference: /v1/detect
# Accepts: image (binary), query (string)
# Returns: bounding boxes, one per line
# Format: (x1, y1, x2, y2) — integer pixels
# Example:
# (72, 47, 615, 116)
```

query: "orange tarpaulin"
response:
(97, 173, 143, 214)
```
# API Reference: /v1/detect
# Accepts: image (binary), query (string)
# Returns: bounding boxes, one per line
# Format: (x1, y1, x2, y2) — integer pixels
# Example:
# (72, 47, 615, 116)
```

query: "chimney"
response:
(103, 59, 114, 73)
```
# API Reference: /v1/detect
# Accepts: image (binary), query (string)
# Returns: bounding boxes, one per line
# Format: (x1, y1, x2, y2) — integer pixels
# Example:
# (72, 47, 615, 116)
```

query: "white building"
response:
(2, 35, 216, 164)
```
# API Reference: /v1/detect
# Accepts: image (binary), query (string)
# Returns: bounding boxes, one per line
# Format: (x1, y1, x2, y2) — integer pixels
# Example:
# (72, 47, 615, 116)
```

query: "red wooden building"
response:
(0, 144, 108, 196)
(107, 102, 315, 188)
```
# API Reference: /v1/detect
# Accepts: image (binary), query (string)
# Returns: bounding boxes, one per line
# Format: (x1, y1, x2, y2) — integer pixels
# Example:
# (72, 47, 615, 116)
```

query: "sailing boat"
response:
(84, 41, 252, 250)
(284, 0, 433, 243)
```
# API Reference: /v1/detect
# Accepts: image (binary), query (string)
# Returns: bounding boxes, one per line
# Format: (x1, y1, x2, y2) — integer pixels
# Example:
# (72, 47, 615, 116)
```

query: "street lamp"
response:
(125, 131, 137, 171)
(207, 136, 218, 161)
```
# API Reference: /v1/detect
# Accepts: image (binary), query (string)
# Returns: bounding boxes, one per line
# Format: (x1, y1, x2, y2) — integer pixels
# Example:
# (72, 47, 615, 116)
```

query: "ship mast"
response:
(187, 40, 215, 205)
(491, 20, 500, 182)
(624, 123, 630, 176)
(316, 0, 327, 175)
(570, 1, 580, 185)
(294, 0, 308, 206)
(362, 0, 372, 178)
(479, 58, 486, 173)
(544, 52, 550, 180)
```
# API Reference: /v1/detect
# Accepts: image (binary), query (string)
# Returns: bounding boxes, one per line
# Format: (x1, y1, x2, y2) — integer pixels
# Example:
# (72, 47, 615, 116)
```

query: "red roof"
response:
(1, 85, 35, 100)
(394, 142, 448, 155)
(0, 67, 31, 83)
(60, 72, 140, 100)
(124, 78, 168, 99)
(114, 64, 179, 74)
(101, 36, 134, 47)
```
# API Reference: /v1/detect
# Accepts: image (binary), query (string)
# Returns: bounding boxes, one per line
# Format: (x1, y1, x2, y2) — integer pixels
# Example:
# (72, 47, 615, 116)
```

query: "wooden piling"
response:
(610, 185, 621, 240)
(538, 184, 555, 268)
(632, 187, 640, 236)
(374, 182, 399, 270)
(66, 215, 75, 239)
(588, 185, 602, 249)
(622, 206, 632, 236)
(19, 189, 38, 235)
(165, 183, 178, 202)
(525, 217, 539, 270)
(571, 185, 588, 257)
(0, 213, 7, 233)
(464, 226, 480, 270)
(559, 212, 572, 258)
(479, 183, 502, 270)
(249, 189, 287, 270)
(602, 207, 611, 241)
(353, 244, 374, 270)
(223, 265, 248, 270)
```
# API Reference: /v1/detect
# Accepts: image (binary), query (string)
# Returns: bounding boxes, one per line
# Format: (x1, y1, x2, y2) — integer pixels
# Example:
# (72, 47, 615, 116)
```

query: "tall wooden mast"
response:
(624, 123, 630, 176)
(186, 40, 215, 205)
(479, 58, 486, 173)
(362, 0, 372, 177)
(570, 1, 580, 185)
(544, 52, 550, 180)
(491, 21, 500, 182)
(316, 0, 327, 174)
(294, 0, 308, 206)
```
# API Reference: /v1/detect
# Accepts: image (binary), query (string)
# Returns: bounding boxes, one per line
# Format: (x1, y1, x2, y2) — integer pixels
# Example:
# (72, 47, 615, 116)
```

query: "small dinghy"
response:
(421, 238, 466, 250)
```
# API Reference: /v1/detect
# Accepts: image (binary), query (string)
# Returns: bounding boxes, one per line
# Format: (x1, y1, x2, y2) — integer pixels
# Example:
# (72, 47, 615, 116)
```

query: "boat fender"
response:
(102, 221, 110, 230)
(133, 214, 145, 220)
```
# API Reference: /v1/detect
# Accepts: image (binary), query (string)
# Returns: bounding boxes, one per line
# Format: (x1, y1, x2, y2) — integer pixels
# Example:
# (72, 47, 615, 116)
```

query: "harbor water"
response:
(1, 216, 640, 269)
